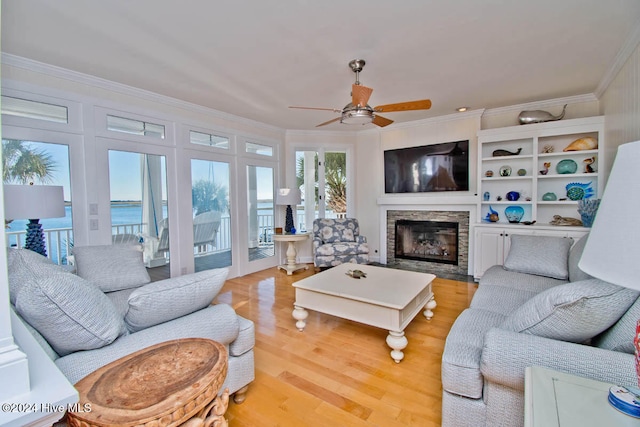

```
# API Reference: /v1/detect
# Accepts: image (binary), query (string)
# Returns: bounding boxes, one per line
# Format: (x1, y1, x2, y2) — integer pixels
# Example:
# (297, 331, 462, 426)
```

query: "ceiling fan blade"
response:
(372, 115, 394, 127)
(289, 106, 341, 112)
(374, 99, 432, 112)
(316, 117, 342, 127)
(352, 84, 373, 107)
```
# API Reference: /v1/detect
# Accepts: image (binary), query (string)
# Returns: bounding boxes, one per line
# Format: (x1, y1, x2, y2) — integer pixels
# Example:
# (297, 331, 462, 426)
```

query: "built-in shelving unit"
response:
(473, 116, 605, 280)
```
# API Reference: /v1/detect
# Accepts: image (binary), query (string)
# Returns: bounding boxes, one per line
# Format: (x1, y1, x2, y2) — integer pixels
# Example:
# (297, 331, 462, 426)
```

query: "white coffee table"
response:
(292, 263, 436, 363)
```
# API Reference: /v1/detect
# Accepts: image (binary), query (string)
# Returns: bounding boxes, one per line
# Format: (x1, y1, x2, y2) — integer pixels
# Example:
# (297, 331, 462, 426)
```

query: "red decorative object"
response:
(635, 320, 640, 387)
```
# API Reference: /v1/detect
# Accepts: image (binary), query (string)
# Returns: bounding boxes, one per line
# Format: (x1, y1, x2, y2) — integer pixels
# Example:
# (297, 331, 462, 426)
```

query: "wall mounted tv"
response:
(384, 140, 469, 193)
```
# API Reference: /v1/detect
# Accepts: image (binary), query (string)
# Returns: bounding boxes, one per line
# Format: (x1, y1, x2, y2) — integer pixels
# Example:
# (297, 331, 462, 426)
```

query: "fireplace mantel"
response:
(377, 194, 478, 206)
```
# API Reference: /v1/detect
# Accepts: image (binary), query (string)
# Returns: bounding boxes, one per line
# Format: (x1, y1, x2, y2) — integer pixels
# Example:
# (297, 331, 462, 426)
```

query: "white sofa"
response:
(7, 244, 254, 404)
(442, 234, 640, 426)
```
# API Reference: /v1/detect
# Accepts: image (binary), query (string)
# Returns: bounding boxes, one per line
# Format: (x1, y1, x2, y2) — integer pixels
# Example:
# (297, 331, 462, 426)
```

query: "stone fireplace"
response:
(386, 210, 469, 276)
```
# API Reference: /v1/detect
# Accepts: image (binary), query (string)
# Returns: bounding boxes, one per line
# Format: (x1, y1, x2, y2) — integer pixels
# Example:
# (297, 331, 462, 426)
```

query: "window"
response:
(245, 141, 273, 156)
(107, 115, 165, 139)
(190, 131, 230, 149)
(1, 96, 68, 124)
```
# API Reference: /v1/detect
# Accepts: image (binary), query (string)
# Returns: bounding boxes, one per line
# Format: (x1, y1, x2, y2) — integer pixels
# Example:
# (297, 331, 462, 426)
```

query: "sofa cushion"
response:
(470, 285, 539, 316)
(593, 296, 640, 354)
(479, 265, 567, 294)
(442, 308, 507, 399)
(568, 234, 593, 282)
(316, 242, 369, 257)
(500, 279, 639, 343)
(14, 268, 126, 356)
(504, 234, 574, 280)
(124, 268, 228, 332)
(73, 244, 150, 292)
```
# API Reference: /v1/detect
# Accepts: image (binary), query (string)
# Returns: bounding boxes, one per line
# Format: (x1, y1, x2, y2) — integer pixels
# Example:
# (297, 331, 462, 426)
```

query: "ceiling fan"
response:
(289, 59, 432, 128)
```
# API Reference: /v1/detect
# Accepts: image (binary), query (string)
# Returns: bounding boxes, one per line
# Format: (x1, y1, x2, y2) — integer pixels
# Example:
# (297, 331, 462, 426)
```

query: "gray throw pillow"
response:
(73, 244, 150, 292)
(7, 248, 55, 305)
(500, 279, 639, 343)
(14, 268, 126, 356)
(124, 268, 228, 332)
(504, 234, 574, 279)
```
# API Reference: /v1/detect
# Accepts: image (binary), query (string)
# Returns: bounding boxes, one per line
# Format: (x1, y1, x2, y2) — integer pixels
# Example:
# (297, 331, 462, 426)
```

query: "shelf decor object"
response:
(4, 184, 66, 257)
(504, 206, 525, 223)
(556, 158, 578, 174)
(577, 199, 601, 227)
(579, 140, 640, 415)
(276, 187, 301, 233)
(566, 181, 594, 200)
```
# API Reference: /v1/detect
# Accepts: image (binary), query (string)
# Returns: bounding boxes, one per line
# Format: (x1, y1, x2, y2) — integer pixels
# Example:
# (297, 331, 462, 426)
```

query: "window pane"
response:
(191, 159, 231, 271)
(2, 139, 73, 264)
(1, 96, 68, 123)
(107, 115, 165, 139)
(246, 142, 273, 156)
(247, 165, 274, 260)
(325, 151, 347, 218)
(190, 131, 229, 149)
(109, 150, 169, 268)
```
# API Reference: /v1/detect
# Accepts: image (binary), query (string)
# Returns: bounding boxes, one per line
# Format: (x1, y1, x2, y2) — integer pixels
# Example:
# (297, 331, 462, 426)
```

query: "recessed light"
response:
(456, 107, 468, 112)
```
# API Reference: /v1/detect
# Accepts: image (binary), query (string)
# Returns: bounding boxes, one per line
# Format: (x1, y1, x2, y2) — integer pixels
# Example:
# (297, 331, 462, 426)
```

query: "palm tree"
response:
(191, 180, 229, 216)
(296, 152, 347, 214)
(2, 139, 56, 184)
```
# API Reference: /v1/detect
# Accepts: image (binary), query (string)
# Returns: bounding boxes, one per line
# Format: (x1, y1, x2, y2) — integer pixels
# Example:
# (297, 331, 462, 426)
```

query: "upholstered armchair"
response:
(312, 218, 370, 268)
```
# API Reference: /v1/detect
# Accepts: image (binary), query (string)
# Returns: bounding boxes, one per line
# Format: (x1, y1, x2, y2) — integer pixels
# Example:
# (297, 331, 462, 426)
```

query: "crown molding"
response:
(482, 94, 597, 117)
(595, 18, 640, 98)
(1, 53, 284, 135)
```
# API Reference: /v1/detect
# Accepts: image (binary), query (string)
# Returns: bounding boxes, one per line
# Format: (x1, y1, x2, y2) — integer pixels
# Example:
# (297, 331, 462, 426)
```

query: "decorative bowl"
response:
(506, 191, 520, 201)
(556, 159, 578, 174)
(504, 206, 525, 223)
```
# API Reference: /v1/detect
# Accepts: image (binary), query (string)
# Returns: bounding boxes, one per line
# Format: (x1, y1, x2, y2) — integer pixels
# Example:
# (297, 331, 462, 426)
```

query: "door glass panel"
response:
(295, 149, 347, 231)
(108, 150, 168, 269)
(191, 159, 231, 271)
(3, 139, 73, 265)
(247, 165, 274, 261)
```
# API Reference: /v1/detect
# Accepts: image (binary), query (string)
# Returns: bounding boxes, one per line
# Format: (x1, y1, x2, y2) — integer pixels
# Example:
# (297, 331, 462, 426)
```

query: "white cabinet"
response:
(473, 224, 588, 280)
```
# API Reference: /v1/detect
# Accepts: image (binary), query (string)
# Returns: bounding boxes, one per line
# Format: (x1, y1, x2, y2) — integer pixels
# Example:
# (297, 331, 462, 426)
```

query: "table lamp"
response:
(578, 140, 640, 416)
(276, 188, 301, 233)
(4, 184, 66, 257)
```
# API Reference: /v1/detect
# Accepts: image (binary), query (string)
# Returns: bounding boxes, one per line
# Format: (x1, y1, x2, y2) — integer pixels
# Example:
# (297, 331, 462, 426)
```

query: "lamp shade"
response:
(276, 188, 301, 206)
(578, 140, 640, 290)
(4, 184, 66, 220)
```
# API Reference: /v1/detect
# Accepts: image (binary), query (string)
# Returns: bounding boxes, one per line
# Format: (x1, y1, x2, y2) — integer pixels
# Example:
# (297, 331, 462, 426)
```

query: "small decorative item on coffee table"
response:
(66, 338, 229, 427)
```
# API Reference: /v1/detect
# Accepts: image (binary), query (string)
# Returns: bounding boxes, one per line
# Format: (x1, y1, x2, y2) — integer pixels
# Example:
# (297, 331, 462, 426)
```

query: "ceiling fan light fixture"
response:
(341, 104, 374, 125)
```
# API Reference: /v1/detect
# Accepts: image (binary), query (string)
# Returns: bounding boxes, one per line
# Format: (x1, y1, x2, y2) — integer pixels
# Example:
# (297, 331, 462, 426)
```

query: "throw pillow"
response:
(504, 234, 574, 279)
(14, 268, 127, 356)
(73, 244, 150, 292)
(500, 278, 639, 343)
(124, 267, 229, 332)
(7, 248, 55, 305)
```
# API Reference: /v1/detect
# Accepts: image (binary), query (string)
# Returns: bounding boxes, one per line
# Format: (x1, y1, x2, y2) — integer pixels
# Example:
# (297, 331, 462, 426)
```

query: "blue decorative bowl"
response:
(504, 206, 525, 223)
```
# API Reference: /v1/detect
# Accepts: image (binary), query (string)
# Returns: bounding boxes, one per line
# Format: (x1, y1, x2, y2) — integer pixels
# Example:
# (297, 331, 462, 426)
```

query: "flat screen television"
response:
(384, 140, 469, 193)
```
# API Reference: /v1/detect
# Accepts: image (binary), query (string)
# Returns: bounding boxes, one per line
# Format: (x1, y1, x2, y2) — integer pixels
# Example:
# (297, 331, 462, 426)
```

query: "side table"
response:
(272, 232, 310, 275)
(525, 366, 639, 427)
(67, 338, 229, 427)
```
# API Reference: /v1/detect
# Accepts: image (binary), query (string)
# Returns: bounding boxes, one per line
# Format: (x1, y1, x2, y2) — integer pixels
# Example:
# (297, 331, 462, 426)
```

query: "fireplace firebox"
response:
(394, 220, 459, 265)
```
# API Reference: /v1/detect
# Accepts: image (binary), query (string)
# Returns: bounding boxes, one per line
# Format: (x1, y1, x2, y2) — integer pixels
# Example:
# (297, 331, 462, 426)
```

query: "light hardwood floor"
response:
(213, 265, 477, 426)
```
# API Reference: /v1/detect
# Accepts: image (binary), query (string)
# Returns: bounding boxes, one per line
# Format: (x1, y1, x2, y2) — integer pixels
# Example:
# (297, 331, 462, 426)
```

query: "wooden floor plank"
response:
(214, 265, 476, 425)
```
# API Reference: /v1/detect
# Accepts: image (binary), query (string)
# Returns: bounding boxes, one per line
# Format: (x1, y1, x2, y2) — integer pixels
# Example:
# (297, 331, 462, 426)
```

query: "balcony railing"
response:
(5, 211, 308, 265)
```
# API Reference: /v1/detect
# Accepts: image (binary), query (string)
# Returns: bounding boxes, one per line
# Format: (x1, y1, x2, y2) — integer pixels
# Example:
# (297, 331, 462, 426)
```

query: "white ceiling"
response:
(2, 1, 640, 131)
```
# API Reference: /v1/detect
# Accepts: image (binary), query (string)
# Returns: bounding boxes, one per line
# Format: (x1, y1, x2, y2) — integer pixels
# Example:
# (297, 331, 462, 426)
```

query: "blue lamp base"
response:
(285, 205, 295, 233)
(24, 218, 47, 257)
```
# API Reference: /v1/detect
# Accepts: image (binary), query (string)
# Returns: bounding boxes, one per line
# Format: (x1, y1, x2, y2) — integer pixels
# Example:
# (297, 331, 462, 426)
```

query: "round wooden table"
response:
(67, 338, 229, 427)
(272, 232, 310, 275)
